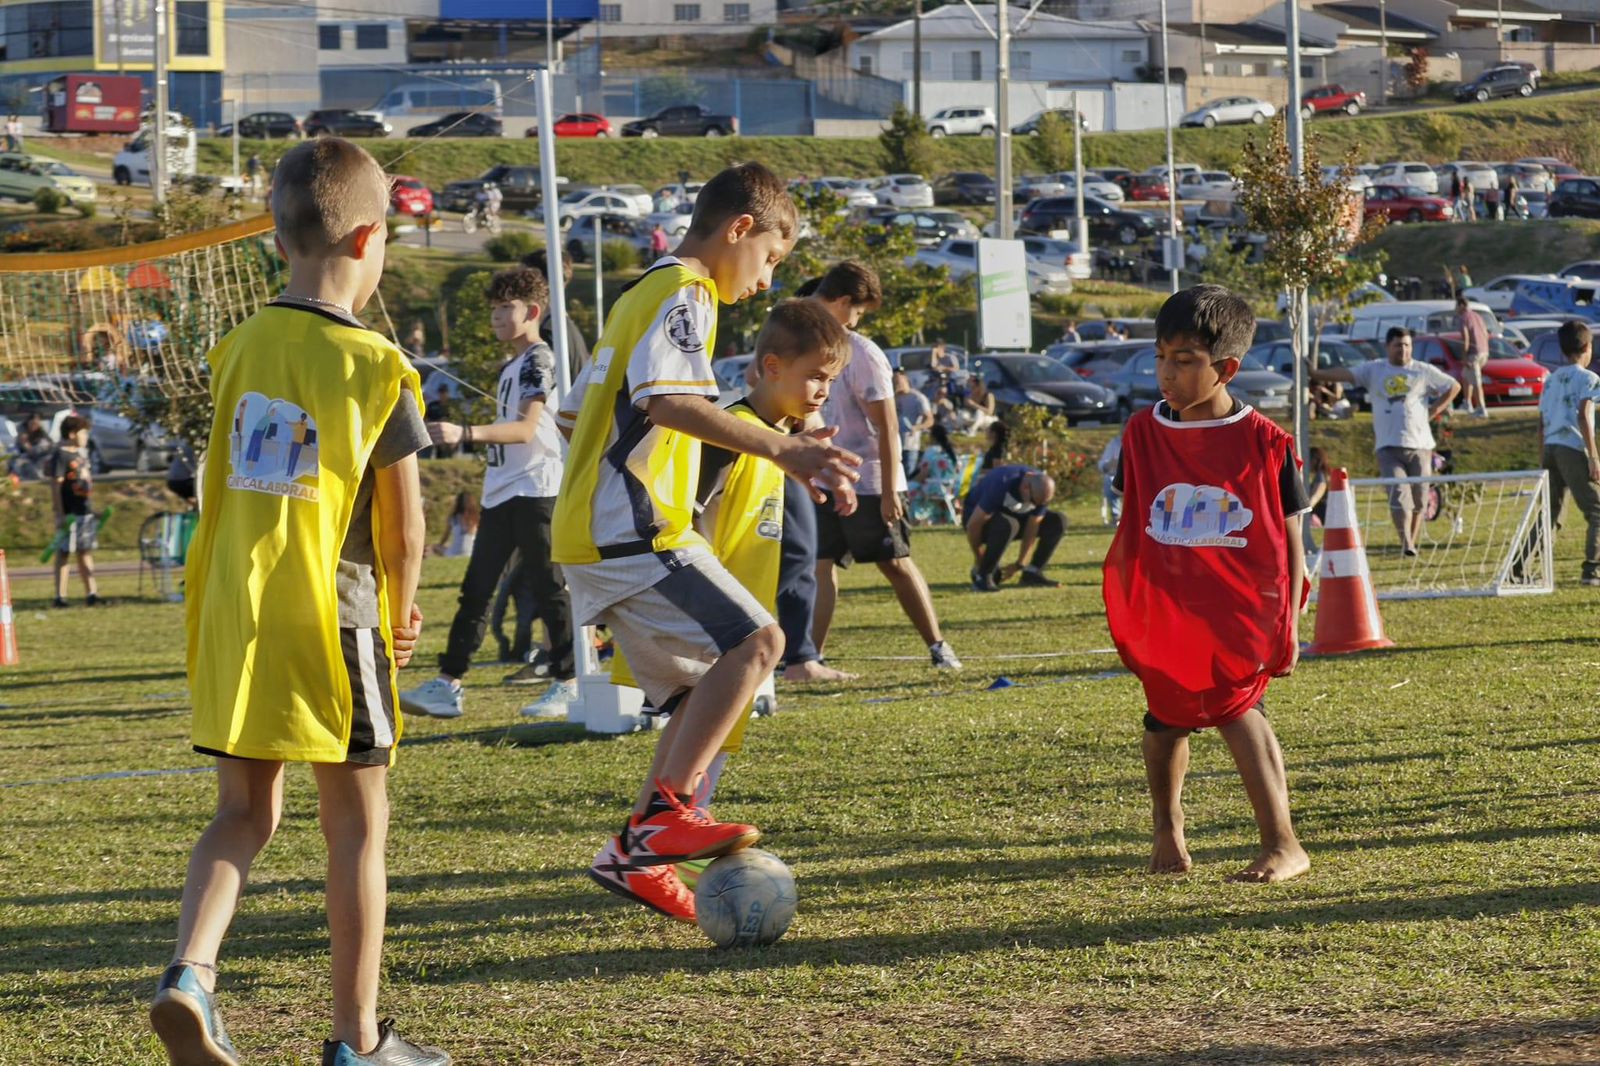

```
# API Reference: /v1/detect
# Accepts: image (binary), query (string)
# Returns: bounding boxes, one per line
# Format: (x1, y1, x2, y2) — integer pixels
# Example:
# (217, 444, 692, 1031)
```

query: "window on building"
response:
(175, 1, 209, 56)
(355, 23, 388, 49)
(961, 50, 982, 80)
(8, 1, 94, 60)
(859, 53, 874, 75)
(600, 3, 621, 20)
(901, 49, 930, 73)
(1122, 48, 1143, 63)
(724, 3, 749, 21)
(674, 3, 701, 20)
(319, 23, 341, 49)
(1014, 50, 1031, 75)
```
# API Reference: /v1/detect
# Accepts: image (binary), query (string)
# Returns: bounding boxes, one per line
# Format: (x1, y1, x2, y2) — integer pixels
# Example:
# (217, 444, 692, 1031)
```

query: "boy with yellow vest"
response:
(553, 162, 861, 922)
(151, 139, 448, 1066)
(604, 300, 854, 910)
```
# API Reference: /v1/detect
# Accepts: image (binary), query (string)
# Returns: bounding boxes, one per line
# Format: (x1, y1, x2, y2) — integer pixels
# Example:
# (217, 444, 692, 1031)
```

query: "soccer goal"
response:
(1328, 470, 1554, 600)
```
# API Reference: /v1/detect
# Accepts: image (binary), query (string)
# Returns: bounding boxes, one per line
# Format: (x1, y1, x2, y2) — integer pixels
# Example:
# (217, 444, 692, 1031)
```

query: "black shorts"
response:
(1144, 699, 1267, 734)
(195, 627, 399, 766)
(816, 493, 912, 566)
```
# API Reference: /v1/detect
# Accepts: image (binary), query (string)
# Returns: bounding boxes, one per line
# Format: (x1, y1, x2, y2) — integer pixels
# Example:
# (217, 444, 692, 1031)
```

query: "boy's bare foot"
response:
(782, 661, 858, 682)
(1226, 844, 1310, 883)
(1149, 826, 1192, 874)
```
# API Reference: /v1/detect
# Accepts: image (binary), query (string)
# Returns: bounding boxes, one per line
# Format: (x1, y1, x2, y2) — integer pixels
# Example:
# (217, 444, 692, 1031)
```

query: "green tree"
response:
(640, 72, 705, 115)
(441, 269, 504, 423)
(879, 105, 934, 177)
(1029, 112, 1073, 174)
(1188, 229, 1271, 309)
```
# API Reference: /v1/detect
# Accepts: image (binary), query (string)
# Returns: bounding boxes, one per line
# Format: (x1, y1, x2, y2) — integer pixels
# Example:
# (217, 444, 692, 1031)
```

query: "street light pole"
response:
(913, 0, 923, 118)
(152, 0, 168, 205)
(1286, 0, 1309, 459)
(1072, 89, 1088, 258)
(995, 0, 1013, 240)
(1379, 0, 1388, 107)
(1159, 0, 1179, 293)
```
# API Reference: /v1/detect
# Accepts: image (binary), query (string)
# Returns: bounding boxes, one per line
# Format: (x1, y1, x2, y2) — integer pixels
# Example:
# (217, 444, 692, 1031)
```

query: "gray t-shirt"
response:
(895, 388, 931, 453)
(337, 388, 430, 628)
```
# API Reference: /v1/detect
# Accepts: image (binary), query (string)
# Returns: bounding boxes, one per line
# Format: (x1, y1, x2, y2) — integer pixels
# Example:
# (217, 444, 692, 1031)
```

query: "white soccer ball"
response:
(693, 848, 797, 948)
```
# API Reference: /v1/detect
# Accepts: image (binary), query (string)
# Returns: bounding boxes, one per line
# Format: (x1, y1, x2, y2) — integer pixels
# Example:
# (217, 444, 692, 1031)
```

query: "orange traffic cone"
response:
(1308, 468, 1394, 656)
(0, 549, 17, 667)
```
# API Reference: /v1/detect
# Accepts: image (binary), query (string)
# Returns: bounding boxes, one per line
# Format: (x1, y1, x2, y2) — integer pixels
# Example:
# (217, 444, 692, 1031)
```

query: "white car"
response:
(913, 237, 1073, 296)
(1179, 97, 1275, 128)
(1372, 162, 1440, 194)
(1021, 235, 1092, 280)
(1464, 273, 1561, 313)
(1436, 161, 1498, 195)
(924, 208, 980, 240)
(654, 181, 703, 206)
(1146, 162, 1202, 181)
(647, 201, 696, 237)
(1178, 170, 1238, 196)
(812, 176, 878, 208)
(1320, 164, 1370, 190)
(927, 106, 996, 138)
(1016, 174, 1068, 202)
(1050, 172, 1124, 202)
(538, 187, 645, 225)
(602, 183, 653, 215)
(870, 174, 935, 208)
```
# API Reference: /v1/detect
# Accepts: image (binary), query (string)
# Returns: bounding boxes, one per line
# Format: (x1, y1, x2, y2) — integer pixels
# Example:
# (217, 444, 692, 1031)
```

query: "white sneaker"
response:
(520, 677, 579, 718)
(400, 677, 464, 719)
(930, 641, 963, 670)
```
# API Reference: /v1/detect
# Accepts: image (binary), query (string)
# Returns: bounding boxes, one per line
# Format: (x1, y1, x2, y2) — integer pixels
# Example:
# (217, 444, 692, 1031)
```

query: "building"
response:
(590, 0, 778, 35)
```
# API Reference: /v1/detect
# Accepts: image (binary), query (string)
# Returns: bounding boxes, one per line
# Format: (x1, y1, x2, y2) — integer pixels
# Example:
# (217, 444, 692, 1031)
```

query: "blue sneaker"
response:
(321, 1018, 450, 1065)
(149, 963, 239, 1065)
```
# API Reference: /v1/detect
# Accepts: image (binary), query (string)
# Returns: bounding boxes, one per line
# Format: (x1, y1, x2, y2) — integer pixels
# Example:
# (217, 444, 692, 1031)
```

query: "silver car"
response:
(1180, 97, 1275, 128)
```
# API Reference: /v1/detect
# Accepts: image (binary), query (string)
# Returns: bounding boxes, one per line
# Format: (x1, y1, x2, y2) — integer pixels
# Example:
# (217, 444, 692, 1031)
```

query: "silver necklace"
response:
(277, 293, 354, 317)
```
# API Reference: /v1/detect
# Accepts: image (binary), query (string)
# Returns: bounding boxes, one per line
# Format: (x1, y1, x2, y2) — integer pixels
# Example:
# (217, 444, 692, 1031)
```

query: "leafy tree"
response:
(879, 105, 934, 177)
(1029, 112, 1073, 175)
(640, 72, 705, 114)
(1188, 229, 1271, 310)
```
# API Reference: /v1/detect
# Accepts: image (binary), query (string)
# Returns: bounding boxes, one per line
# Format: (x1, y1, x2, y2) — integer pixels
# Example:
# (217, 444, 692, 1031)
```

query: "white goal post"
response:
(1321, 470, 1554, 600)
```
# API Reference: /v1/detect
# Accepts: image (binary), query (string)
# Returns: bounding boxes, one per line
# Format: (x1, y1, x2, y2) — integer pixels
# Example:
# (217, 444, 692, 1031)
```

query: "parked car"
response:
(923, 208, 980, 239)
(1019, 195, 1158, 245)
(1020, 235, 1092, 280)
(1371, 161, 1440, 194)
(884, 344, 969, 374)
(1095, 166, 1134, 186)
(407, 111, 501, 138)
(646, 201, 696, 237)
(654, 181, 703, 205)
(967, 353, 1118, 425)
(438, 164, 544, 213)
(1050, 171, 1124, 202)
(712, 353, 755, 405)
(1011, 107, 1088, 134)
(231, 111, 301, 139)
(1104, 346, 1292, 417)
(564, 213, 653, 265)
(1345, 298, 1501, 342)
(1014, 175, 1068, 203)
(1119, 173, 1170, 202)
(1522, 189, 1550, 218)
(1248, 338, 1374, 408)
(15, 373, 176, 472)
(1559, 260, 1600, 280)
(882, 210, 963, 247)
(1517, 156, 1579, 180)
(1414, 333, 1547, 405)
(1508, 277, 1600, 322)
(1178, 170, 1237, 197)
(1455, 66, 1535, 103)
(0, 152, 96, 204)
(868, 173, 935, 209)
(1300, 84, 1365, 118)
(526, 112, 613, 138)
(1320, 164, 1370, 190)
(932, 171, 996, 205)
(1179, 97, 1274, 128)
(1363, 184, 1454, 223)
(1463, 274, 1560, 313)
(1549, 177, 1600, 220)
(621, 104, 738, 138)
(303, 109, 389, 137)
(389, 175, 433, 217)
(1436, 161, 1499, 196)
(1492, 161, 1554, 194)
(1510, 317, 1582, 351)
(913, 238, 1073, 296)
(538, 186, 645, 226)
(927, 105, 996, 137)
(1049, 339, 1148, 385)
(1077, 319, 1157, 342)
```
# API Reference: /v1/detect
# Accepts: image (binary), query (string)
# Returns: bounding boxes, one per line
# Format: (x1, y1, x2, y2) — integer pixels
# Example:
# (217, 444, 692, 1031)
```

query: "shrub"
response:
(601, 239, 642, 272)
(32, 186, 66, 214)
(1030, 112, 1074, 174)
(76, 199, 97, 219)
(485, 230, 543, 262)
(879, 105, 935, 177)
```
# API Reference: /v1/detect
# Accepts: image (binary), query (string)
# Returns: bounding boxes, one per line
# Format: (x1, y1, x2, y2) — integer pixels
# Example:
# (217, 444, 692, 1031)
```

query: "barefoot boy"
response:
(1102, 285, 1310, 884)
(154, 138, 447, 1065)
(553, 162, 859, 921)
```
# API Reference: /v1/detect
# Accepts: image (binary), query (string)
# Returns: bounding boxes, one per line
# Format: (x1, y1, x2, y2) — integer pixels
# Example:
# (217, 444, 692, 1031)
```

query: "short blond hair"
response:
(270, 138, 390, 257)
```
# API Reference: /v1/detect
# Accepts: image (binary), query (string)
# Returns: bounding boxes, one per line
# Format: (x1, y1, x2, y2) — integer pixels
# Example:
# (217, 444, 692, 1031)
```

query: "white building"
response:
(593, 0, 779, 35)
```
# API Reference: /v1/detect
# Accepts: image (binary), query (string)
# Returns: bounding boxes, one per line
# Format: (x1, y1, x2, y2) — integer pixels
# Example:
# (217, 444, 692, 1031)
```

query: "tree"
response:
(1029, 112, 1073, 175)
(640, 72, 704, 114)
(1404, 47, 1429, 93)
(879, 105, 935, 177)
(1188, 229, 1272, 310)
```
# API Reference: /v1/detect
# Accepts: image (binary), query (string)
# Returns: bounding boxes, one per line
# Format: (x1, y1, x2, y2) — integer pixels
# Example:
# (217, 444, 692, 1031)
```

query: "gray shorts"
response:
(599, 555, 773, 710)
(1377, 446, 1430, 513)
(56, 512, 98, 554)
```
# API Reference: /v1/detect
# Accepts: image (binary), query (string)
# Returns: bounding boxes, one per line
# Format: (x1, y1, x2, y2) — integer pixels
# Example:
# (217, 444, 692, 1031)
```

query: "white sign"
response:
(977, 238, 1031, 351)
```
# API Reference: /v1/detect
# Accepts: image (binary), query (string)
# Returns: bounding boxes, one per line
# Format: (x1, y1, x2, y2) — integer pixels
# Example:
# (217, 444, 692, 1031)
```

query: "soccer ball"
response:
(693, 849, 797, 948)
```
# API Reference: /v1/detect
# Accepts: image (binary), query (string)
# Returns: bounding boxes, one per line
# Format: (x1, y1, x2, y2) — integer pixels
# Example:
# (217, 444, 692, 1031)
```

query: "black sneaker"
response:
(503, 647, 553, 685)
(51, 597, 69, 609)
(1018, 567, 1060, 589)
(86, 593, 107, 606)
(322, 1019, 450, 1066)
(970, 568, 1000, 593)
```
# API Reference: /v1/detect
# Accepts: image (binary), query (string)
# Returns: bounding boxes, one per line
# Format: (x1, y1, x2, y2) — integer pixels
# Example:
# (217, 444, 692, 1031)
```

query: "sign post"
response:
(977, 238, 1032, 351)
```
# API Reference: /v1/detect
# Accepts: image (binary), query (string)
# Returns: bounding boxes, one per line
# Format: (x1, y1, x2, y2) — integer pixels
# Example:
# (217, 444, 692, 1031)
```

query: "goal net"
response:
(1323, 470, 1553, 600)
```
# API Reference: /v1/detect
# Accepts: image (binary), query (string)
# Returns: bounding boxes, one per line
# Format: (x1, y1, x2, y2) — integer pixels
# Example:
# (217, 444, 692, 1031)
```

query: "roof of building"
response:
(861, 3, 1147, 42)
(1316, 4, 1439, 37)
(1170, 20, 1340, 52)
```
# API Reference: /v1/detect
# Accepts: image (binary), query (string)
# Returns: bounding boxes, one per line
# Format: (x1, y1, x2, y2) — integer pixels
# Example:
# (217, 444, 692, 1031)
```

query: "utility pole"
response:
(1159, 0, 1178, 293)
(152, 0, 168, 205)
(1379, 0, 1388, 107)
(1072, 89, 1088, 258)
(230, 98, 240, 189)
(913, 0, 923, 118)
(547, 0, 554, 71)
(995, 0, 1013, 239)
(1496, 0, 1505, 63)
(1286, 0, 1309, 460)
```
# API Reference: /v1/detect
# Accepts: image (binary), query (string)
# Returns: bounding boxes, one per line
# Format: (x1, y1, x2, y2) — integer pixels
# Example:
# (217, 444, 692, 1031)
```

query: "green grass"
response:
(3, 473, 1600, 1062)
(1364, 218, 1600, 284)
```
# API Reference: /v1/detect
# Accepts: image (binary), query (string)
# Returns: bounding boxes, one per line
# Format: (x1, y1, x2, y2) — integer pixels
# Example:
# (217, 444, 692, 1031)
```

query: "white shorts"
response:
(596, 555, 773, 710)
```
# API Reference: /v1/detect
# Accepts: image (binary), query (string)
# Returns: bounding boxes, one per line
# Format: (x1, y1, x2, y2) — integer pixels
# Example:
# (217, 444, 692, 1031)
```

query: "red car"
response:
(1363, 184, 1454, 223)
(390, 175, 433, 217)
(1414, 333, 1548, 406)
(1119, 174, 1170, 201)
(525, 112, 613, 138)
(1300, 84, 1366, 118)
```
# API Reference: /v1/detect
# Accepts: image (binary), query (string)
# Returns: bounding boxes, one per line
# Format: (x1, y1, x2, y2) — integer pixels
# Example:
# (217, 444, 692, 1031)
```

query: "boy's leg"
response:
(877, 557, 943, 645)
(515, 497, 573, 677)
(77, 549, 97, 598)
(53, 550, 69, 601)
(313, 761, 389, 1053)
(1216, 706, 1310, 883)
(170, 758, 287, 988)
(437, 502, 519, 680)
(1142, 718, 1193, 874)
(812, 558, 840, 656)
(1565, 453, 1600, 581)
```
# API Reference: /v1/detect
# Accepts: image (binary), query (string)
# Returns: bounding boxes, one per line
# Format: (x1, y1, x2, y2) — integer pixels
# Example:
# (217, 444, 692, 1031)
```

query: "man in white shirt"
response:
(1312, 327, 1459, 555)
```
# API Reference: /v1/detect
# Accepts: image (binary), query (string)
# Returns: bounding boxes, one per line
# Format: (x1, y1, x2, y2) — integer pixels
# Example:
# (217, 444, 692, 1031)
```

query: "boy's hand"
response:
(780, 427, 861, 504)
(1275, 631, 1300, 677)
(881, 491, 904, 525)
(426, 421, 463, 446)
(834, 484, 859, 517)
(1589, 453, 1600, 484)
(391, 603, 424, 670)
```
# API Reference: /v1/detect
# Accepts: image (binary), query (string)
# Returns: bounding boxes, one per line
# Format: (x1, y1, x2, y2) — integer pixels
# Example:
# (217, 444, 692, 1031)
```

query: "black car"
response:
(439, 164, 543, 213)
(230, 111, 300, 139)
(874, 210, 958, 247)
(1454, 66, 1535, 103)
(406, 111, 503, 138)
(967, 352, 1119, 425)
(304, 109, 389, 137)
(932, 171, 995, 205)
(1019, 195, 1157, 245)
(1548, 177, 1600, 220)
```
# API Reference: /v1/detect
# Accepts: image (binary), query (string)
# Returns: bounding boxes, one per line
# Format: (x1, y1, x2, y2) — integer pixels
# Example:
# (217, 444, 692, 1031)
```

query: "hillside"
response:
(1362, 217, 1600, 281)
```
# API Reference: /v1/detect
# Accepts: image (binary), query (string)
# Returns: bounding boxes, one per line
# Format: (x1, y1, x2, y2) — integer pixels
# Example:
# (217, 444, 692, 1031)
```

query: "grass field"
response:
(3, 490, 1600, 1064)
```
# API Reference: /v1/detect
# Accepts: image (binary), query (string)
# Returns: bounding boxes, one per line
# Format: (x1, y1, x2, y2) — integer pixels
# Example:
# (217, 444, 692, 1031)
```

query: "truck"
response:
(620, 105, 738, 139)
(112, 124, 243, 194)
(1300, 84, 1366, 118)
(43, 74, 142, 134)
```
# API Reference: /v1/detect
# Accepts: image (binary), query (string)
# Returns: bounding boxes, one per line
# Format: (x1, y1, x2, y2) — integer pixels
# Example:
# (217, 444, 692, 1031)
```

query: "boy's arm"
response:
(865, 397, 904, 523)
(645, 395, 860, 502)
(1581, 397, 1600, 482)
(432, 397, 545, 446)
(374, 452, 426, 668)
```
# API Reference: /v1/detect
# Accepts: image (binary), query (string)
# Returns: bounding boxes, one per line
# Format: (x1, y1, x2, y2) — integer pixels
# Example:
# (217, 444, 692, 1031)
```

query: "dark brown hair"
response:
(814, 260, 883, 309)
(756, 299, 851, 371)
(59, 414, 88, 439)
(687, 162, 798, 241)
(1155, 285, 1256, 362)
(486, 267, 549, 309)
(1559, 318, 1592, 358)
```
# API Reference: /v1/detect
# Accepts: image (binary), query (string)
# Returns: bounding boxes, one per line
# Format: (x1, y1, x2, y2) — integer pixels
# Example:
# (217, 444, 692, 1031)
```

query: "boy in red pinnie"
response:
(1103, 285, 1310, 884)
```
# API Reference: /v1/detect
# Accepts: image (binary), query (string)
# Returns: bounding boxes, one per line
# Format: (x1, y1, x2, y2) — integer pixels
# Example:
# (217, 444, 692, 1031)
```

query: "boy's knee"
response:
(218, 797, 280, 849)
(741, 624, 785, 669)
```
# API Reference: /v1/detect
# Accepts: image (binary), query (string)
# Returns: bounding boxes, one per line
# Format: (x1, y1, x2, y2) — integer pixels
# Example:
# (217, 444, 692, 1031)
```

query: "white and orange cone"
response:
(1308, 468, 1395, 656)
(0, 549, 17, 667)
